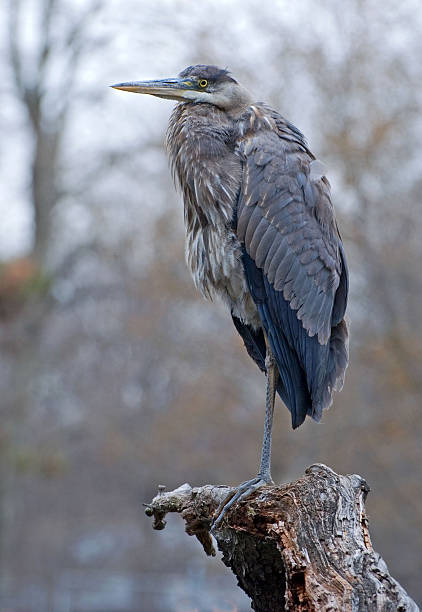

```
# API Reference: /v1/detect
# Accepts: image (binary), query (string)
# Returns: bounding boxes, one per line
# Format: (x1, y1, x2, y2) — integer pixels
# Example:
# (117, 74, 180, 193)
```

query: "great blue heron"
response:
(112, 65, 349, 525)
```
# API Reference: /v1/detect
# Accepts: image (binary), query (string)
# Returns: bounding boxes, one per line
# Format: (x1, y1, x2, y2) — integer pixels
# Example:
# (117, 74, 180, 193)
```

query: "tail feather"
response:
(313, 318, 349, 416)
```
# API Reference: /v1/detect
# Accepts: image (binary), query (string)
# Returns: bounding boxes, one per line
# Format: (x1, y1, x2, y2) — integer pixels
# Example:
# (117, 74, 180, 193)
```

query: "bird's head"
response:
(111, 64, 252, 111)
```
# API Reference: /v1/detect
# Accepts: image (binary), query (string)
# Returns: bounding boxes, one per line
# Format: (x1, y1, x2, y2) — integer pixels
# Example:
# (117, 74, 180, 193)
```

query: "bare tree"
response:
(7, 0, 103, 266)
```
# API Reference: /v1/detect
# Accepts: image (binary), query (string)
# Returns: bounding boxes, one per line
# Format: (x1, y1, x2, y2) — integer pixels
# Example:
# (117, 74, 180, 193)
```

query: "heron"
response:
(111, 65, 349, 526)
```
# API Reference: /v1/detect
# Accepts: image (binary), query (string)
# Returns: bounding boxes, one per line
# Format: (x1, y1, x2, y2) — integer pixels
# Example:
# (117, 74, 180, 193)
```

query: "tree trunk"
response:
(31, 128, 60, 266)
(145, 463, 419, 611)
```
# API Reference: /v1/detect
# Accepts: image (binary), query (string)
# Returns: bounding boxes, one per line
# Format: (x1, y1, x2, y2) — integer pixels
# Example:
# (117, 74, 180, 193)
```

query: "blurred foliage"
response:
(0, 257, 50, 318)
(13, 447, 67, 478)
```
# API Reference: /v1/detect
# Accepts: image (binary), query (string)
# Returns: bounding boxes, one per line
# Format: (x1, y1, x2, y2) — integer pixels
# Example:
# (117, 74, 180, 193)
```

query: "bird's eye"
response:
(199, 79, 208, 88)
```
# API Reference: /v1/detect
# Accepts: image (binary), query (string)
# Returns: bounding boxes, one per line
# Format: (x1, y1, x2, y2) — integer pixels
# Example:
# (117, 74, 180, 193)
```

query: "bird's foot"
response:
(211, 475, 273, 531)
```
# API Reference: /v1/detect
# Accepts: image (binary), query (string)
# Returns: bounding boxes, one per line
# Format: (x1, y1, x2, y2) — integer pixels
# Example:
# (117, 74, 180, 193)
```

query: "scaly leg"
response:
(258, 347, 277, 482)
(212, 344, 279, 530)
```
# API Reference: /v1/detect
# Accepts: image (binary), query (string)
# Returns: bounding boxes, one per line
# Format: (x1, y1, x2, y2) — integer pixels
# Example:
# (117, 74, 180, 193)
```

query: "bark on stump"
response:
(145, 463, 419, 611)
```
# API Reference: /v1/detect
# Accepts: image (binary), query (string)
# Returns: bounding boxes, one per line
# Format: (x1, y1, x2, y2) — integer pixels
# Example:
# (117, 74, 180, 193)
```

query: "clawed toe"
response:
(211, 476, 270, 531)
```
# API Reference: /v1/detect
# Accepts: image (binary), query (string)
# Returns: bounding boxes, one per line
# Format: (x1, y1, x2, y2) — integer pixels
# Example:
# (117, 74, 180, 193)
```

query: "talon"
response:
(211, 476, 270, 530)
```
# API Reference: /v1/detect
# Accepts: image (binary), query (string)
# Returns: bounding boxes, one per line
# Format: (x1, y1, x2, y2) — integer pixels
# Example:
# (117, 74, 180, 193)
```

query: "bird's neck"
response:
(222, 84, 254, 116)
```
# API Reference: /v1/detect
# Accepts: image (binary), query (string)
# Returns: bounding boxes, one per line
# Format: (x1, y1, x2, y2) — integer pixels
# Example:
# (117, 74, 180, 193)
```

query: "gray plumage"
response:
(112, 65, 349, 490)
(163, 66, 348, 427)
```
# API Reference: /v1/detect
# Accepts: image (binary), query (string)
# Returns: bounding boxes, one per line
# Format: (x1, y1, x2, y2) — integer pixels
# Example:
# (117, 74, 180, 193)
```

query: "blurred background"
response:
(1, 0, 421, 610)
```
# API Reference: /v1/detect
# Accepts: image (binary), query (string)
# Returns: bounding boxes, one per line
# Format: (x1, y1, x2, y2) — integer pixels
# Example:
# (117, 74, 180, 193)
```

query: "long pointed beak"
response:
(110, 78, 195, 101)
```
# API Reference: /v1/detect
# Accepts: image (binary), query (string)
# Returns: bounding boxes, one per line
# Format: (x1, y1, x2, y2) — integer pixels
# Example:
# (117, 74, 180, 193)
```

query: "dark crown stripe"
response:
(179, 64, 236, 83)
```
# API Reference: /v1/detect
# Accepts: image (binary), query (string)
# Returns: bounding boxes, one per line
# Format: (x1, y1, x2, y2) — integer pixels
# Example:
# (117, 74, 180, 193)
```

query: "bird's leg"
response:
(212, 343, 278, 530)
(258, 347, 278, 483)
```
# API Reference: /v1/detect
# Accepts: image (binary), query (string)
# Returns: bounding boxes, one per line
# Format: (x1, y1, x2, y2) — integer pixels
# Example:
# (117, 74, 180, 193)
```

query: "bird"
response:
(111, 65, 349, 526)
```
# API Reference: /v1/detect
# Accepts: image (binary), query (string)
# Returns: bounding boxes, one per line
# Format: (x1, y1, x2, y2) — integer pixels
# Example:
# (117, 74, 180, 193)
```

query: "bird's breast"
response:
(186, 221, 261, 329)
(167, 102, 261, 328)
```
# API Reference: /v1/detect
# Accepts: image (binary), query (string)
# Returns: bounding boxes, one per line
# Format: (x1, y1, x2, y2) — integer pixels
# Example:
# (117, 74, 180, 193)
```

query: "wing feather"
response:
(248, 216, 270, 254)
(236, 110, 349, 427)
(254, 225, 279, 268)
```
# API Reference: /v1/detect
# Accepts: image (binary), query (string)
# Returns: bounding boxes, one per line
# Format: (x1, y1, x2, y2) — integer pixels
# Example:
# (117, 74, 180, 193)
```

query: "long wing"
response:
(236, 117, 348, 428)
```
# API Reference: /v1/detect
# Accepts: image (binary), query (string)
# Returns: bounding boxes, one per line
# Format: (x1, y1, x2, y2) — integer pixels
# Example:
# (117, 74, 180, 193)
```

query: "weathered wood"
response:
(145, 464, 419, 612)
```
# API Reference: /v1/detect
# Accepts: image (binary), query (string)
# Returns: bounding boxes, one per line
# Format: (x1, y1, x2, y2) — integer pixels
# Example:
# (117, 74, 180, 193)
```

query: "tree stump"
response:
(145, 464, 419, 611)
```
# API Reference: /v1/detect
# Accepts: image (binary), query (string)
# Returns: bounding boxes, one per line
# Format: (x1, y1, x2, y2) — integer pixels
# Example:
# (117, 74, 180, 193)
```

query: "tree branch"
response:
(145, 464, 419, 611)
